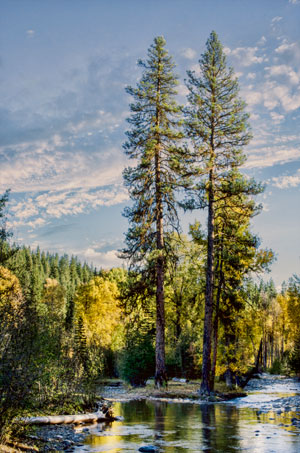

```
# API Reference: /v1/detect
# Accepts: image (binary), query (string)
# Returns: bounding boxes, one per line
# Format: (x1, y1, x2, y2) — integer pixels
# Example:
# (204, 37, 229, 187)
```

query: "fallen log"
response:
(7, 441, 39, 451)
(20, 410, 116, 425)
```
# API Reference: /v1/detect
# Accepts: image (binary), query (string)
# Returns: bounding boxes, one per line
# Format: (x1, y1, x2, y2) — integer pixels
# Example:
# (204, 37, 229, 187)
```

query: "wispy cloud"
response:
(224, 46, 266, 66)
(271, 16, 283, 24)
(265, 64, 299, 84)
(26, 29, 35, 37)
(0, 48, 137, 232)
(80, 248, 122, 269)
(0, 140, 126, 195)
(72, 237, 125, 268)
(180, 48, 197, 60)
(8, 185, 129, 229)
(257, 36, 267, 46)
(272, 169, 300, 188)
(270, 111, 285, 124)
(245, 146, 300, 168)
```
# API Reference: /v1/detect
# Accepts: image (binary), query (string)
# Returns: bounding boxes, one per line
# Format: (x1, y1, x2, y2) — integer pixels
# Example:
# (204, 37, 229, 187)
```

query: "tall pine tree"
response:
(122, 36, 186, 387)
(184, 31, 258, 393)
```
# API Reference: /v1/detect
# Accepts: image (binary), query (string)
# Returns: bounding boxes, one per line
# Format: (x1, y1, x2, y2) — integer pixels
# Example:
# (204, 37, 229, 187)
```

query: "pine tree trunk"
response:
(154, 72, 167, 387)
(155, 252, 166, 387)
(256, 338, 263, 370)
(211, 264, 223, 390)
(201, 171, 214, 394)
(155, 161, 167, 387)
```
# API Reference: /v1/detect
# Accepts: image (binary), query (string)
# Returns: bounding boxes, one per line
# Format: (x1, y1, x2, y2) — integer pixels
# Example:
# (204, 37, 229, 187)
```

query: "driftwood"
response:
(20, 410, 116, 425)
(6, 441, 39, 451)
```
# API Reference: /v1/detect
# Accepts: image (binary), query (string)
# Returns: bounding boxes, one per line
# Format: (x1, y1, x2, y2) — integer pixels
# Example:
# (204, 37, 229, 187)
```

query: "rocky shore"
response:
(27, 424, 87, 452)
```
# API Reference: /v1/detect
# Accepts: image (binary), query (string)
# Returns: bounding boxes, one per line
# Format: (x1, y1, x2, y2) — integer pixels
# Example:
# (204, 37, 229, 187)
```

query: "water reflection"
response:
(78, 399, 300, 452)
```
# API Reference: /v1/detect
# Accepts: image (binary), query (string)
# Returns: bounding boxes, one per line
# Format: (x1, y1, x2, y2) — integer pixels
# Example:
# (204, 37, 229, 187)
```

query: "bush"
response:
(289, 333, 300, 376)
(269, 358, 282, 375)
(118, 330, 155, 386)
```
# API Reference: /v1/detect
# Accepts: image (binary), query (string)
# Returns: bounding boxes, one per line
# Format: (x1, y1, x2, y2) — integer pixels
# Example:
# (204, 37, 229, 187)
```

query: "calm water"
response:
(74, 377, 300, 453)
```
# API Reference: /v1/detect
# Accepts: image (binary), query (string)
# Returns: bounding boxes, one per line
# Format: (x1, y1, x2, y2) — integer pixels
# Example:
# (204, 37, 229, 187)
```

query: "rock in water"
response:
(139, 446, 159, 452)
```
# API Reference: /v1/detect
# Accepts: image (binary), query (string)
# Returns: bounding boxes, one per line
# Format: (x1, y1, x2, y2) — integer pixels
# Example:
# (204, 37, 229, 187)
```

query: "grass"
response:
(124, 379, 246, 401)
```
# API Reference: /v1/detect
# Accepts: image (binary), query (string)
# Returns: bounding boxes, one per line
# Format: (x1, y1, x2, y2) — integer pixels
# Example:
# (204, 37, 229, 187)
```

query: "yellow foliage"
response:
(0, 266, 23, 325)
(75, 277, 121, 349)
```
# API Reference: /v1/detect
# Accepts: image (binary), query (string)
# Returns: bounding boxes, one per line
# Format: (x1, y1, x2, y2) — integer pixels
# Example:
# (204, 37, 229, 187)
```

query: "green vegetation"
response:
(122, 36, 188, 387)
(0, 32, 299, 445)
(184, 31, 270, 393)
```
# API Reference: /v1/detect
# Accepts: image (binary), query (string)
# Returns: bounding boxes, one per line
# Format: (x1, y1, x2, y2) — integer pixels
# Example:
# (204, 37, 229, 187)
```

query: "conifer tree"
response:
(0, 190, 16, 265)
(122, 36, 186, 387)
(185, 31, 260, 393)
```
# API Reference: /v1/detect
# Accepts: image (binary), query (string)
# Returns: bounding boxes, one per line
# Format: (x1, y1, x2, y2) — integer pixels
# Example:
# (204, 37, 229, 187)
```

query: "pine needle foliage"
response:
(122, 36, 187, 386)
(184, 31, 263, 393)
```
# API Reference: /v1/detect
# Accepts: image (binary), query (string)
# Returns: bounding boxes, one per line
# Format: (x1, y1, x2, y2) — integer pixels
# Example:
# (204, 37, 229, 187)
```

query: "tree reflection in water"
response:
(200, 403, 241, 452)
(82, 400, 300, 452)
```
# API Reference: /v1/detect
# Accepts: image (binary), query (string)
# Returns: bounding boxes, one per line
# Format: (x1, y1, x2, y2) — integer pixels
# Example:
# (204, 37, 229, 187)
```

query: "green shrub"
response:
(289, 333, 300, 376)
(118, 331, 155, 386)
(269, 358, 282, 375)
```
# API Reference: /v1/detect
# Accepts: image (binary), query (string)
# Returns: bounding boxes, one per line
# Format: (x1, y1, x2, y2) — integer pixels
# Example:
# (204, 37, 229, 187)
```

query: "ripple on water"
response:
(74, 376, 300, 453)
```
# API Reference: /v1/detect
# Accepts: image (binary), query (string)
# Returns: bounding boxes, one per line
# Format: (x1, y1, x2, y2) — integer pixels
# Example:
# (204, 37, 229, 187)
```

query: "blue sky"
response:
(0, 0, 299, 286)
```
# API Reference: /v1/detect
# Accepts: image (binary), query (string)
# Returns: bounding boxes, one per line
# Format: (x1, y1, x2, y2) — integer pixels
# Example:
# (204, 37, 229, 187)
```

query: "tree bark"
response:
(201, 170, 215, 394)
(210, 250, 224, 390)
(154, 67, 167, 388)
(255, 338, 263, 370)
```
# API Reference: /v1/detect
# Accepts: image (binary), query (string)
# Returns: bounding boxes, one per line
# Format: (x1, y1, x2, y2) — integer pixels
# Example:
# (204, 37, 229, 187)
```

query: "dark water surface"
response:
(74, 377, 300, 452)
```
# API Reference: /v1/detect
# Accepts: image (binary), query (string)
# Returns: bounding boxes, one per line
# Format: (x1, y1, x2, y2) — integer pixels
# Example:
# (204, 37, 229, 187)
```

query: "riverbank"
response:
(99, 378, 247, 403)
(99, 375, 300, 411)
(83, 375, 300, 452)
(9, 374, 300, 452)
(74, 375, 300, 453)
(232, 373, 300, 412)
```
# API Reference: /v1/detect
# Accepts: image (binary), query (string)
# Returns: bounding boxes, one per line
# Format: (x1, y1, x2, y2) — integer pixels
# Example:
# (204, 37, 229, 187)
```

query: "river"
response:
(73, 375, 300, 452)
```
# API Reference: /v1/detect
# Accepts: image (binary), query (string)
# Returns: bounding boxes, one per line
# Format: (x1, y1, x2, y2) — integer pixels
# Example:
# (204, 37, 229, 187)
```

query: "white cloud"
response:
(26, 29, 35, 37)
(177, 84, 189, 97)
(242, 89, 263, 106)
(271, 16, 283, 23)
(245, 146, 300, 168)
(270, 16, 283, 33)
(26, 218, 47, 229)
(225, 46, 265, 66)
(259, 79, 300, 112)
(289, 0, 300, 4)
(272, 170, 300, 188)
(270, 112, 285, 124)
(266, 64, 299, 84)
(8, 185, 129, 229)
(257, 36, 267, 46)
(80, 248, 122, 269)
(274, 40, 300, 64)
(261, 202, 270, 212)
(246, 73, 256, 80)
(0, 141, 126, 193)
(181, 48, 197, 60)
(275, 41, 297, 54)
(10, 200, 38, 220)
(189, 63, 202, 76)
